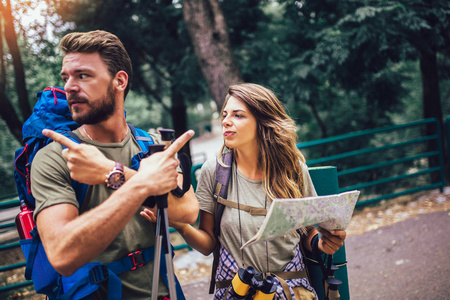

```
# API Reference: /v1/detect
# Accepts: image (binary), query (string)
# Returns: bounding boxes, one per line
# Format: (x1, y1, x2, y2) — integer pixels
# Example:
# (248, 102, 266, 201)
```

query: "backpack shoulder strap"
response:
(127, 124, 154, 152)
(209, 152, 233, 294)
(127, 124, 155, 171)
(62, 131, 88, 207)
(63, 130, 82, 144)
(212, 152, 233, 238)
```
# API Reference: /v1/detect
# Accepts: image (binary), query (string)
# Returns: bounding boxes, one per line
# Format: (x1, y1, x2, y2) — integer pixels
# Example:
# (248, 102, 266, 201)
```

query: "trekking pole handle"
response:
(158, 128, 192, 198)
(159, 128, 175, 146)
(142, 144, 167, 208)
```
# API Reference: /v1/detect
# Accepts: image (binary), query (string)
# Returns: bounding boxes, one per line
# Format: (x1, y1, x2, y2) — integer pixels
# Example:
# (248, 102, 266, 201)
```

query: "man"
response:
(31, 30, 198, 299)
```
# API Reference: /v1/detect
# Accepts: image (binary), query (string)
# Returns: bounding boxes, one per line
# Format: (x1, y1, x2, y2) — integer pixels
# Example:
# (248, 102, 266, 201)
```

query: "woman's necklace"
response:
(82, 126, 129, 141)
(235, 163, 245, 267)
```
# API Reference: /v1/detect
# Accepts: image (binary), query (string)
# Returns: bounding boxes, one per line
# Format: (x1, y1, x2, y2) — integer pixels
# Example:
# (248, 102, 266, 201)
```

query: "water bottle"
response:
(15, 200, 36, 240)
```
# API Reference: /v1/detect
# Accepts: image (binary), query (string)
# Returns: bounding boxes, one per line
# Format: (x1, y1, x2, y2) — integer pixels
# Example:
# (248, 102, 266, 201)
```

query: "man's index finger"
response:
(164, 130, 195, 157)
(42, 129, 79, 149)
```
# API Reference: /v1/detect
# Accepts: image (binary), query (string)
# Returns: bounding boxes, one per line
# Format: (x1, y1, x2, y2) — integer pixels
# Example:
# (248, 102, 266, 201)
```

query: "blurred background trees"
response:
(0, 0, 449, 195)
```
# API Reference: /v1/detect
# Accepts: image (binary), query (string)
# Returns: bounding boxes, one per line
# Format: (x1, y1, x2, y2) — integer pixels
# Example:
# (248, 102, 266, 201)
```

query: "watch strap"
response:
(114, 161, 124, 172)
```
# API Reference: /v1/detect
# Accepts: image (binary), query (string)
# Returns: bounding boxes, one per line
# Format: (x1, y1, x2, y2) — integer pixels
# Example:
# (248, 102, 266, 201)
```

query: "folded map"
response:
(241, 190, 360, 248)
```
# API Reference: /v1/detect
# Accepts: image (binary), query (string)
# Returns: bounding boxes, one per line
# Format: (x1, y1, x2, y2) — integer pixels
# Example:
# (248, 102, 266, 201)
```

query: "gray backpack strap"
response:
(214, 153, 233, 197)
(209, 152, 233, 294)
(213, 152, 233, 238)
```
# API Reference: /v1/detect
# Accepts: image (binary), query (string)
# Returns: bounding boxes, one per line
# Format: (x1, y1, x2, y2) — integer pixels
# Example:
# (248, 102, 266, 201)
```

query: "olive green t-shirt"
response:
(196, 158, 317, 272)
(31, 128, 169, 299)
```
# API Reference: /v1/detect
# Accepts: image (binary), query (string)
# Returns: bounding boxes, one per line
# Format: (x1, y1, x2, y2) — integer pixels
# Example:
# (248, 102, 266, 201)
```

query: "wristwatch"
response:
(105, 162, 125, 190)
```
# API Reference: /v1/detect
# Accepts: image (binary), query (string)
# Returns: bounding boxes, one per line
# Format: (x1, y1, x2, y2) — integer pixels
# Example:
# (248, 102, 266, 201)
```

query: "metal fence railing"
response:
(0, 194, 33, 294)
(296, 118, 447, 207)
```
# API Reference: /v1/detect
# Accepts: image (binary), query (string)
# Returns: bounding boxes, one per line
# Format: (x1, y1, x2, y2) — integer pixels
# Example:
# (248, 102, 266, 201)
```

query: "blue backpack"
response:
(13, 87, 185, 299)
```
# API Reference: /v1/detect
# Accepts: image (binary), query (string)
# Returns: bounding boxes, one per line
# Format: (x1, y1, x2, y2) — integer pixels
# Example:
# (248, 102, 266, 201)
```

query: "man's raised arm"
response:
(35, 130, 194, 276)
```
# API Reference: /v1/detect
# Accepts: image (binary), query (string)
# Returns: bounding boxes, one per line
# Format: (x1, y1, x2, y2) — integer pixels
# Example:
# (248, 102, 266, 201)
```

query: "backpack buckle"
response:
(128, 250, 145, 270)
(90, 264, 109, 284)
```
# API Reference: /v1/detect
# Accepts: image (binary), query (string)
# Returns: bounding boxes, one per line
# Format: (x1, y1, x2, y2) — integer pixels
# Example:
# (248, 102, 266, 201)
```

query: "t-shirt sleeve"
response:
(301, 161, 318, 197)
(30, 142, 79, 221)
(195, 159, 217, 215)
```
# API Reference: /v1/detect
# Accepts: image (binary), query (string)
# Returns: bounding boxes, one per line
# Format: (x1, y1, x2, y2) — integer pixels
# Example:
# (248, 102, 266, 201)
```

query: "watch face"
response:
(108, 171, 125, 190)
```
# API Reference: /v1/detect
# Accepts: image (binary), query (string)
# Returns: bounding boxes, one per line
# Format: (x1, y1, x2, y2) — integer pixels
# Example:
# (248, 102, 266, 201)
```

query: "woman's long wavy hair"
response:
(218, 83, 306, 200)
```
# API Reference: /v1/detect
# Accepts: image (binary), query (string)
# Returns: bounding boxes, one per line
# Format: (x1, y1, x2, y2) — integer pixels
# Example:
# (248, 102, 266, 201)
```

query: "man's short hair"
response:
(60, 30, 133, 97)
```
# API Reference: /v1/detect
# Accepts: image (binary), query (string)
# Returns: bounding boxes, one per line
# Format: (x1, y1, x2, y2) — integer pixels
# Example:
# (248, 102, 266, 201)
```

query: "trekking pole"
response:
(323, 255, 342, 300)
(311, 238, 342, 300)
(143, 129, 178, 300)
(151, 191, 177, 300)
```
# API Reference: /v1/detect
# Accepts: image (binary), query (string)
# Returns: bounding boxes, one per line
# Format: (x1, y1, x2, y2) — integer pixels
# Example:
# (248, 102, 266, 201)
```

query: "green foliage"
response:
(187, 101, 218, 135)
(1, 0, 450, 198)
(0, 2, 67, 196)
(0, 119, 21, 195)
(57, 1, 206, 98)
(124, 91, 168, 131)
(220, 0, 449, 197)
(228, 0, 450, 136)
(50, 0, 212, 137)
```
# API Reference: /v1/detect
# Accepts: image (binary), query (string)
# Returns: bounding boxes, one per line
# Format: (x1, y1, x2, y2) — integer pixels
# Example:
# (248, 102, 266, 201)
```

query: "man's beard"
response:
(68, 81, 116, 125)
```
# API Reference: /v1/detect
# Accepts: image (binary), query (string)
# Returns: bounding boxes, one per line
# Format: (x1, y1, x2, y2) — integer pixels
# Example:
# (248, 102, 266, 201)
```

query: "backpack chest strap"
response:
(107, 247, 155, 275)
(215, 196, 267, 216)
(61, 245, 185, 300)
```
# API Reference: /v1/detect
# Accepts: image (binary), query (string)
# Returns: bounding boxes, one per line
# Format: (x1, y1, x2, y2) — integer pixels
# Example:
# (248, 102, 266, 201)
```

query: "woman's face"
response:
(222, 96, 258, 151)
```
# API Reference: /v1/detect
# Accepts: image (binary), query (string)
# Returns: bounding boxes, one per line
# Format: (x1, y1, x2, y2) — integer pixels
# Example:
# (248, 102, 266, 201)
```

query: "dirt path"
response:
(346, 187, 449, 236)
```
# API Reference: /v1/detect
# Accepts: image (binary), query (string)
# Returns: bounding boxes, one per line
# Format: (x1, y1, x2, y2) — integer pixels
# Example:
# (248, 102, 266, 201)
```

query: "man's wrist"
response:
(92, 160, 115, 185)
(105, 160, 116, 178)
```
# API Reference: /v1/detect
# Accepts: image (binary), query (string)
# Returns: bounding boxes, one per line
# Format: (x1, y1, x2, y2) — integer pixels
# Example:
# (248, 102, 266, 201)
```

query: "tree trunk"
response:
(0, 0, 29, 143)
(308, 99, 327, 139)
(420, 51, 443, 124)
(171, 86, 191, 157)
(183, 0, 242, 109)
(2, 0, 31, 120)
(0, 14, 6, 91)
(419, 48, 444, 182)
(0, 89, 23, 142)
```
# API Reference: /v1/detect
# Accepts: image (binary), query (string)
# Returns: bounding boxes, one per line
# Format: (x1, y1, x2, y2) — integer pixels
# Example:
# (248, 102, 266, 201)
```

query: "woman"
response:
(143, 83, 346, 299)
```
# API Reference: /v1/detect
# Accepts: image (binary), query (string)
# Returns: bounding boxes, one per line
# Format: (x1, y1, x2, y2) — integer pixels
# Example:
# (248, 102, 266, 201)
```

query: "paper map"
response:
(242, 190, 360, 248)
